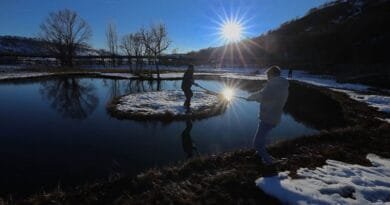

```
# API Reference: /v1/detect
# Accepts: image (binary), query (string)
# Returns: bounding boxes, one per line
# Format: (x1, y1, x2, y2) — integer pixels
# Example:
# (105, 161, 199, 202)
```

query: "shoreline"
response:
(0, 70, 389, 204)
(16, 125, 390, 204)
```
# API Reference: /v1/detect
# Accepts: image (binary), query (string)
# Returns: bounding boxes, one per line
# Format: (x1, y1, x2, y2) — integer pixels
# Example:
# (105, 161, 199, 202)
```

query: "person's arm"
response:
(247, 89, 263, 102)
(247, 82, 272, 102)
(192, 80, 198, 86)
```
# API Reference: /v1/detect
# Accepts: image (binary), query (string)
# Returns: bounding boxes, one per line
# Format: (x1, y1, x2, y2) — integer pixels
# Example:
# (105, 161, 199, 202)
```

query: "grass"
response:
(15, 124, 390, 205)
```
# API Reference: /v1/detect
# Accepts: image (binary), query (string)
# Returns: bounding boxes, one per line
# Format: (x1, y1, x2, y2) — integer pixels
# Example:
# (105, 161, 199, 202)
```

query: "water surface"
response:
(0, 77, 317, 196)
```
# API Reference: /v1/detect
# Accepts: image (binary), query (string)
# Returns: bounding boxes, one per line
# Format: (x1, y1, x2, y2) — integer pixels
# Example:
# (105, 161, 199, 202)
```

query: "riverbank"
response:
(14, 125, 389, 205)
(0, 77, 385, 204)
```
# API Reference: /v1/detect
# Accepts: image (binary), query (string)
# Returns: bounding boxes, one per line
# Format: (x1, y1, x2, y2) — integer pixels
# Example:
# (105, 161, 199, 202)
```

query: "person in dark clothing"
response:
(181, 64, 197, 109)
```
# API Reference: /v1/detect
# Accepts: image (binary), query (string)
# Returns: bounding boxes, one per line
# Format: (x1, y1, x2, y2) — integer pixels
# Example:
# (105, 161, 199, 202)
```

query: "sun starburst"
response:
(220, 20, 243, 42)
(203, 6, 261, 67)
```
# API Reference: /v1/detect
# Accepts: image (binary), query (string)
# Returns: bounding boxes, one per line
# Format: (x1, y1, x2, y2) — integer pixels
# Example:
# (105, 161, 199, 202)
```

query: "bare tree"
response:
(97, 49, 109, 67)
(140, 28, 153, 75)
(106, 22, 118, 67)
(121, 32, 144, 73)
(121, 34, 134, 71)
(141, 23, 171, 78)
(39, 9, 92, 67)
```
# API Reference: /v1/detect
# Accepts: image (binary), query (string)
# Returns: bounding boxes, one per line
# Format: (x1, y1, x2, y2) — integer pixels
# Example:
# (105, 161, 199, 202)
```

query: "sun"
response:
(220, 20, 243, 42)
(209, 6, 253, 45)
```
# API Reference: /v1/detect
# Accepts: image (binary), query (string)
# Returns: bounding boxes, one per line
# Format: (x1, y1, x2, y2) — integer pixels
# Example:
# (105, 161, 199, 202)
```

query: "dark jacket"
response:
(181, 71, 194, 91)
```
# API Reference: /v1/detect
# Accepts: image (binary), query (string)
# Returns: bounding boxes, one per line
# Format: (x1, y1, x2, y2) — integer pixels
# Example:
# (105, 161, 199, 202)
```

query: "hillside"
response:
(0, 35, 101, 56)
(187, 0, 390, 74)
(0, 36, 48, 55)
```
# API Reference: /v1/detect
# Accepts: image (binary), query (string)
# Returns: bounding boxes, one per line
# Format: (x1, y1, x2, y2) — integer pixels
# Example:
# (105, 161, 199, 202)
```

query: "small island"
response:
(107, 90, 229, 121)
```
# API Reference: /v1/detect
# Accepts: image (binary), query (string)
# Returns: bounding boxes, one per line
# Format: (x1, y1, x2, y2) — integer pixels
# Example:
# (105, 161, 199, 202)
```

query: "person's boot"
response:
(184, 102, 191, 113)
(262, 164, 277, 176)
(185, 107, 191, 113)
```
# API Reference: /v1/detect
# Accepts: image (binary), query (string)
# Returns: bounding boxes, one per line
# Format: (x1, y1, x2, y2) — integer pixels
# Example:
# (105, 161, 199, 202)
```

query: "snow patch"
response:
(333, 89, 390, 113)
(305, 27, 313, 32)
(220, 73, 267, 81)
(289, 71, 371, 92)
(152, 73, 186, 79)
(99, 72, 136, 79)
(331, 16, 345, 24)
(286, 70, 389, 119)
(0, 65, 24, 72)
(256, 154, 390, 205)
(0, 72, 53, 80)
(114, 90, 225, 119)
(152, 72, 223, 79)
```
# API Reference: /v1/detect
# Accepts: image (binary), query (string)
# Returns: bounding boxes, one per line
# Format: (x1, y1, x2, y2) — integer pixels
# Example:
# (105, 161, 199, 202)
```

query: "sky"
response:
(0, 0, 330, 53)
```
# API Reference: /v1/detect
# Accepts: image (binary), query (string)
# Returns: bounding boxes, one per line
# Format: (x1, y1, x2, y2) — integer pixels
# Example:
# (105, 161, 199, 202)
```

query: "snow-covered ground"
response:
(115, 90, 223, 118)
(99, 72, 137, 79)
(0, 65, 24, 72)
(152, 73, 186, 79)
(333, 89, 390, 113)
(256, 154, 390, 205)
(0, 72, 53, 80)
(219, 73, 267, 81)
(286, 70, 372, 92)
(278, 70, 390, 118)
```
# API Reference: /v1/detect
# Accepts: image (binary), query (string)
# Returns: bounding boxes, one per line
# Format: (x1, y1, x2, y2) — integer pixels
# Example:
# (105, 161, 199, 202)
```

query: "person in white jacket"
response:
(247, 66, 289, 165)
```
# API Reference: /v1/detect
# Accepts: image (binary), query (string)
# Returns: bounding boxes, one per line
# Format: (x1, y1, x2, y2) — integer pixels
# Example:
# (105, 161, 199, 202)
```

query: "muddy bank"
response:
(221, 79, 386, 130)
(284, 81, 387, 129)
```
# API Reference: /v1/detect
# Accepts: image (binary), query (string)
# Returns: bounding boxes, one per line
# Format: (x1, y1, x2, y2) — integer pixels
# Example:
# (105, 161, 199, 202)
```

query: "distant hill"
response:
(0, 36, 48, 55)
(187, 0, 390, 74)
(0, 35, 102, 56)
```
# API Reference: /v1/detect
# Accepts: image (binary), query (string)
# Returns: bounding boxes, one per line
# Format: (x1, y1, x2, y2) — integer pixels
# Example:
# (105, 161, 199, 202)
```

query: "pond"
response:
(0, 77, 318, 196)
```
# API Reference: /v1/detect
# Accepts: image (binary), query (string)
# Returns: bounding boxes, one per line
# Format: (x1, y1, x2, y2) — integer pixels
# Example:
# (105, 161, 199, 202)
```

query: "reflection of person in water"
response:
(181, 119, 198, 158)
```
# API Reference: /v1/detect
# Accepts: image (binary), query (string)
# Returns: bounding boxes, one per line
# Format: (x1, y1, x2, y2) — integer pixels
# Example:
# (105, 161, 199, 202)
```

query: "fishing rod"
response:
(193, 83, 248, 101)
(193, 83, 218, 95)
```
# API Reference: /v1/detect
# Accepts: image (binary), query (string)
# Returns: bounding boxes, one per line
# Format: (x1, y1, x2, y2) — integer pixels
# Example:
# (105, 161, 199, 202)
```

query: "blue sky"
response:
(0, 0, 329, 53)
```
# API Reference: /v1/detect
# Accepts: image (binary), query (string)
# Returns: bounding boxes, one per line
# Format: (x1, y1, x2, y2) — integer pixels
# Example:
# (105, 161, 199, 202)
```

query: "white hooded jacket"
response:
(247, 76, 289, 125)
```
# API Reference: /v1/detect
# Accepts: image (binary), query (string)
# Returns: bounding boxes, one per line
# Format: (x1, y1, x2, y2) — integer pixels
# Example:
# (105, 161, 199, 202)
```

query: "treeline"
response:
(104, 22, 171, 77)
(1, 9, 171, 77)
(187, 0, 390, 74)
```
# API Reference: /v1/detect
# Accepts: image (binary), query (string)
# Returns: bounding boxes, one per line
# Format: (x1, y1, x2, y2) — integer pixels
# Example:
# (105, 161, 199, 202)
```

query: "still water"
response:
(0, 77, 317, 195)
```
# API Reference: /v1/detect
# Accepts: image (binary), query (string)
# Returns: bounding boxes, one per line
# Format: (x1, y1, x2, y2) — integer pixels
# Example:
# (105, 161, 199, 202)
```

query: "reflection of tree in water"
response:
(181, 119, 199, 158)
(40, 78, 99, 119)
(103, 79, 163, 98)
